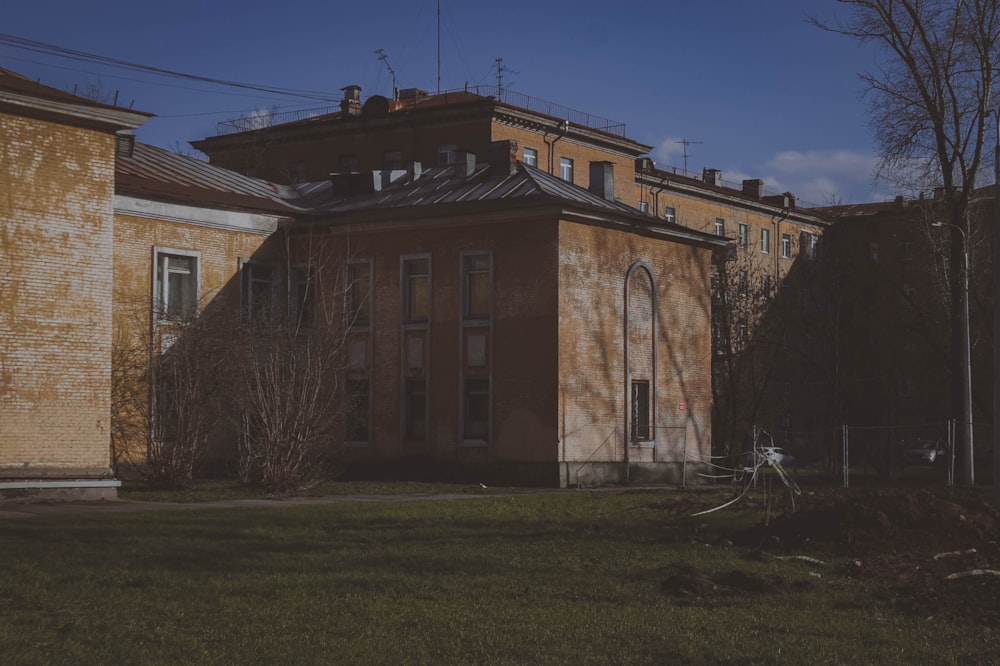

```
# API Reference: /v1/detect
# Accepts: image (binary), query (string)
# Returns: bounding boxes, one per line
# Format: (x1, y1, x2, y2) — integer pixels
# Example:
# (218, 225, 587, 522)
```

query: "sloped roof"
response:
(116, 142, 303, 214)
(297, 162, 646, 215)
(292, 161, 723, 246)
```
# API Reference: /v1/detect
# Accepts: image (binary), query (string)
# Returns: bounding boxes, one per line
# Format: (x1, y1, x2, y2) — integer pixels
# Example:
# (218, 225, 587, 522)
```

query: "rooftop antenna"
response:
(675, 139, 702, 173)
(437, 0, 441, 94)
(375, 48, 399, 99)
(495, 57, 517, 97)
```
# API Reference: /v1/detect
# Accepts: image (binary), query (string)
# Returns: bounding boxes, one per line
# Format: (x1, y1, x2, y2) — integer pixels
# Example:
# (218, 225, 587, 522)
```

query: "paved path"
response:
(0, 491, 537, 520)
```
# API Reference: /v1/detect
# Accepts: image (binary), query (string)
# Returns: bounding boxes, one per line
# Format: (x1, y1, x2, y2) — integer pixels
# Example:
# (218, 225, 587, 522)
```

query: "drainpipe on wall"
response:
(543, 119, 570, 175)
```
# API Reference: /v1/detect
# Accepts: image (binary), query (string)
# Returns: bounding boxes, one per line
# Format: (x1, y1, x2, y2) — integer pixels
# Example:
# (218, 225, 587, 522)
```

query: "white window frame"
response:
(738, 223, 748, 249)
(781, 233, 791, 259)
(559, 157, 574, 182)
(523, 146, 538, 167)
(714, 218, 725, 237)
(153, 247, 200, 324)
(664, 207, 676, 224)
(761, 227, 771, 254)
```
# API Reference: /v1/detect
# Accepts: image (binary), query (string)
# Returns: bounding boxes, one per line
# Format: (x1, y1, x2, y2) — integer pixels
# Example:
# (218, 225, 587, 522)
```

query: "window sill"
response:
(461, 439, 489, 448)
(402, 321, 429, 331)
(630, 441, 656, 449)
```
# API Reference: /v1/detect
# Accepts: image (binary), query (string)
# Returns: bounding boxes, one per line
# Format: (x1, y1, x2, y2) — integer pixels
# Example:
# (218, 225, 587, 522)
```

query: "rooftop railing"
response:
(215, 87, 627, 138)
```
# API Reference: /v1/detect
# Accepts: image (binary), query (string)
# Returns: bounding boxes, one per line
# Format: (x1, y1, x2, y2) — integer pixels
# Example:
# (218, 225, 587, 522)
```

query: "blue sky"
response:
(2, 0, 887, 204)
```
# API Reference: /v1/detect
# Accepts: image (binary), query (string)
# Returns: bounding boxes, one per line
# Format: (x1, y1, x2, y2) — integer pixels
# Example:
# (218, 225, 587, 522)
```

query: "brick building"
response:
(2, 70, 731, 495)
(285, 150, 725, 485)
(0, 69, 149, 498)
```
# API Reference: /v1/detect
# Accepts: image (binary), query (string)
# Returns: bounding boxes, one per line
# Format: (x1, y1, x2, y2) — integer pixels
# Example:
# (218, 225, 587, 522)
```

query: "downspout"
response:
(543, 119, 570, 175)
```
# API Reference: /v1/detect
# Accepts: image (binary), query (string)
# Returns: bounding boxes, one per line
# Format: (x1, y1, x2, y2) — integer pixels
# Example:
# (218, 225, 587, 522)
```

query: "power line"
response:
(0, 33, 337, 102)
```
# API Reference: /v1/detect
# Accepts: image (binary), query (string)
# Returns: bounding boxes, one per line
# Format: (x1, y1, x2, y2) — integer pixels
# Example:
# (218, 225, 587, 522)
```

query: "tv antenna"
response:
(375, 49, 399, 99)
(495, 57, 518, 95)
(437, 0, 441, 93)
(675, 139, 702, 173)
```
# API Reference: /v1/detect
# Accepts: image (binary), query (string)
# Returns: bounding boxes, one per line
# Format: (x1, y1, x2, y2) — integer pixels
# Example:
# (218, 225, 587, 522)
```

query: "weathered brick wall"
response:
(0, 114, 116, 475)
(111, 207, 280, 460)
(291, 216, 560, 465)
(558, 221, 714, 467)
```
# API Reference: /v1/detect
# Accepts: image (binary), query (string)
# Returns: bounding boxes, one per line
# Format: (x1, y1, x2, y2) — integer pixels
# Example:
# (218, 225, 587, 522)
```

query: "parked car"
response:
(755, 446, 795, 467)
(902, 439, 947, 465)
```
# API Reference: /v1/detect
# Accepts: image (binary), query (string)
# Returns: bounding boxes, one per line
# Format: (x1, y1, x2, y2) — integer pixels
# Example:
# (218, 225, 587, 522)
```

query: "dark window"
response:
(464, 378, 490, 440)
(463, 254, 491, 319)
(404, 378, 427, 440)
(346, 261, 372, 327)
(631, 380, 651, 441)
(438, 144, 457, 165)
(242, 262, 275, 323)
(345, 378, 370, 442)
(402, 257, 430, 322)
(738, 223, 748, 249)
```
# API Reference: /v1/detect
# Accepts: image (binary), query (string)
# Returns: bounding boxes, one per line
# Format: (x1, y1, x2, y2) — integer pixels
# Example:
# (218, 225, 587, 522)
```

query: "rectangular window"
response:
(738, 270, 748, 297)
(559, 157, 574, 183)
(638, 201, 649, 214)
(291, 266, 316, 328)
(664, 207, 676, 224)
(781, 233, 792, 259)
(241, 261, 276, 323)
(738, 223, 748, 249)
(761, 274, 772, 299)
(345, 377, 370, 442)
(523, 147, 538, 167)
(630, 380, 651, 442)
(463, 253, 491, 320)
(346, 260, 372, 327)
(900, 240, 913, 261)
(463, 377, 490, 440)
(803, 232, 819, 260)
(438, 143, 456, 166)
(402, 256, 430, 322)
(404, 378, 427, 440)
(154, 249, 199, 321)
(715, 218, 725, 237)
(761, 227, 771, 254)
(288, 161, 306, 184)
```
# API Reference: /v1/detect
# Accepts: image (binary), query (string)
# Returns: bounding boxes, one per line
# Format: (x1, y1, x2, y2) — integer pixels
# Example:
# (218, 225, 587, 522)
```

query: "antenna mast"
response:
(437, 0, 441, 94)
(675, 139, 703, 173)
(375, 49, 399, 99)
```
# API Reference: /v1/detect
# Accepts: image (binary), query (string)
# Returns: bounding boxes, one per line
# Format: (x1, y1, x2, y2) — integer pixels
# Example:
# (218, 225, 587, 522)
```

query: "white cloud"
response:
(757, 149, 879, 204)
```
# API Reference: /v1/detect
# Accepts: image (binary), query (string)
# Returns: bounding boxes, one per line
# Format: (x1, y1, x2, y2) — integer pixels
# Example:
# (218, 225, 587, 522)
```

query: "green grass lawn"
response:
(0, 489, 993, 665)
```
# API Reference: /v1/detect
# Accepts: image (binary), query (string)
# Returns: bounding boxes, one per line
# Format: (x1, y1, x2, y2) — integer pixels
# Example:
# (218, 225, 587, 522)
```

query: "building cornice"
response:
(0, 89, 151, 132)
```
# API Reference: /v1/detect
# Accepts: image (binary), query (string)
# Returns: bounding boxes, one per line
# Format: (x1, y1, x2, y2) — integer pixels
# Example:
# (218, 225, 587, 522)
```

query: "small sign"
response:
(678, 402, 686, 411)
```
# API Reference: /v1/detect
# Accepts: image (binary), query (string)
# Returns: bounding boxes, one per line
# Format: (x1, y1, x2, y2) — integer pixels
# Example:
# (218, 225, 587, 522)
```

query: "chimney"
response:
(488, 139, 518, 176)
(702, 168, 722, 187)
(741, 179, 764, 198)
(589, 161, 615, 201)
(455, 151, 477, 177)
(340, 85, 362, 117)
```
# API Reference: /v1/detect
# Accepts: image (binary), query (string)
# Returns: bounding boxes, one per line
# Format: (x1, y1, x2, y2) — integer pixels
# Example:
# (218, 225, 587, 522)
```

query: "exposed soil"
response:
(735, 487, 1000, 627)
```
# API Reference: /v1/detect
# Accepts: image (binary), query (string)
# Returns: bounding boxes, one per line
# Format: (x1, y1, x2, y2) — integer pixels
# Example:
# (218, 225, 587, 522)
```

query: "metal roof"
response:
(296, 162, 645, 216)
(116, 142, 303, 213)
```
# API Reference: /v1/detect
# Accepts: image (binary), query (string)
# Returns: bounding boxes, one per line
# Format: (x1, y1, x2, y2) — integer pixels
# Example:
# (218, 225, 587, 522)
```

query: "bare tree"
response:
(110, 295, 229, 487)
(228, 237, 349, 493)
(811, 0, 1000, 485)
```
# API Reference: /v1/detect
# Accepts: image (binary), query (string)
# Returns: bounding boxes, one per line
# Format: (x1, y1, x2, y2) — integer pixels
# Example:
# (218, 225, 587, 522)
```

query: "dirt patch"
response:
(736, 488, 1000, 627)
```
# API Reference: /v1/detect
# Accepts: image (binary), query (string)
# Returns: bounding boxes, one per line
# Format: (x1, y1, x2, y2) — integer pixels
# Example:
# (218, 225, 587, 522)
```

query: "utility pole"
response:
(675, 139, 702, 173)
